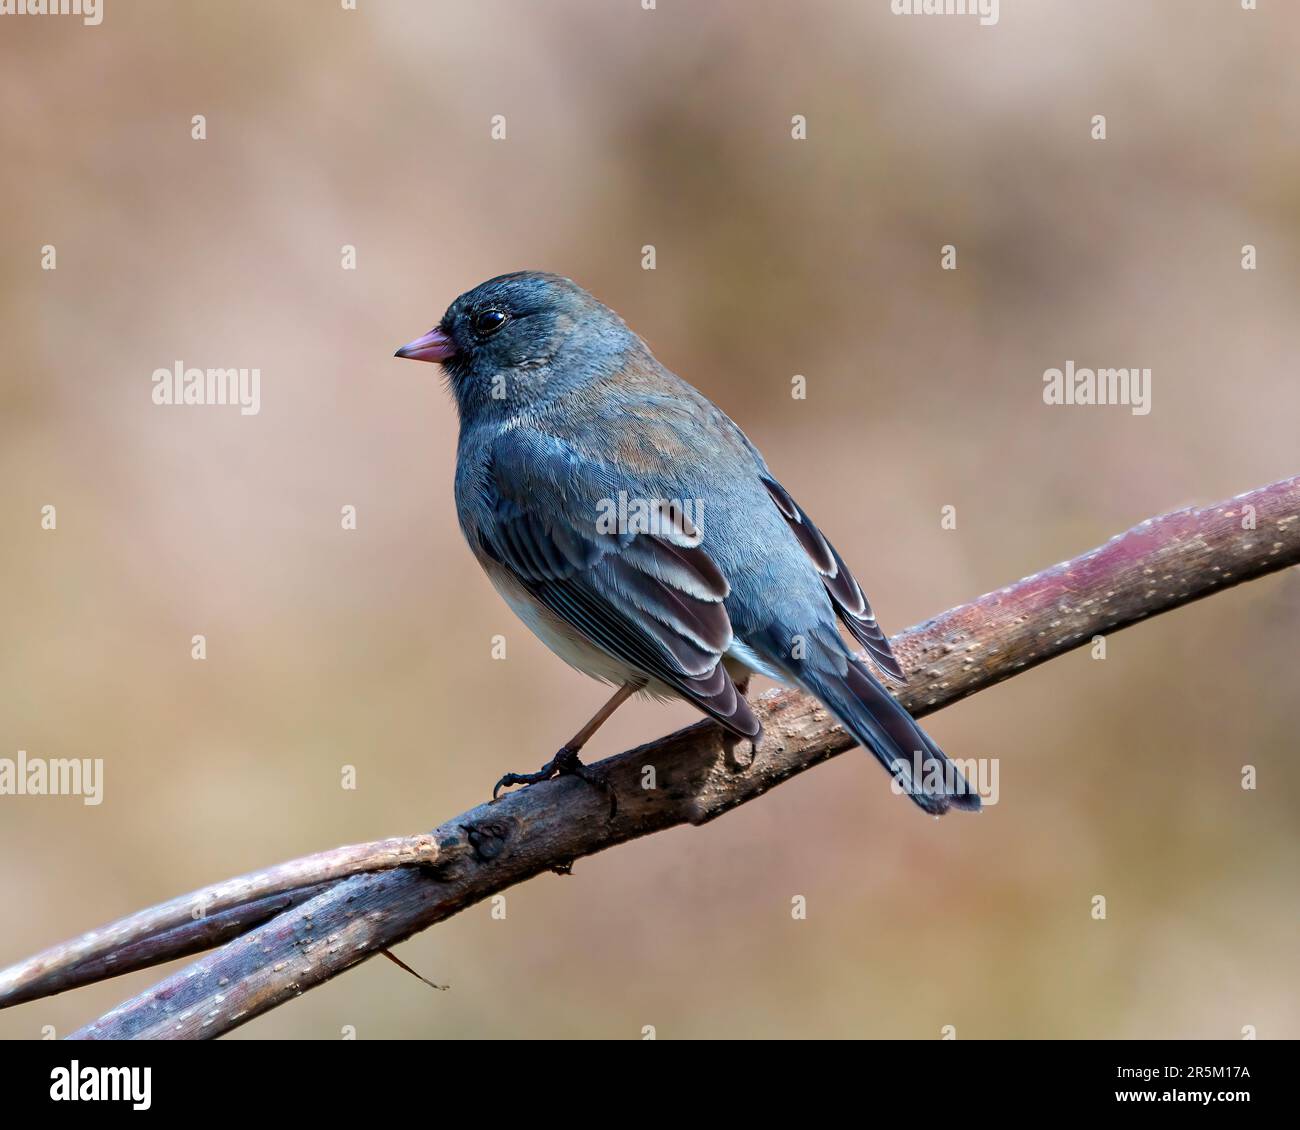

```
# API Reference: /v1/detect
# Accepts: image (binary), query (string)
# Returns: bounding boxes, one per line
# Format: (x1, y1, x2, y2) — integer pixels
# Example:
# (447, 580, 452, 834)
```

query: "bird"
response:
(396, 272, 980, 816)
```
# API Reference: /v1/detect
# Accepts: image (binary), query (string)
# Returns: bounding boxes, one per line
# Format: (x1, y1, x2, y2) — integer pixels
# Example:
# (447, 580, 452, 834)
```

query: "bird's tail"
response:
(802, 659, 982, 815)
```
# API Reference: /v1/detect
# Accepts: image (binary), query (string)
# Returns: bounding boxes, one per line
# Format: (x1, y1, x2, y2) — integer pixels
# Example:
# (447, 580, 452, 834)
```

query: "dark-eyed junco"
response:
(396, 272, 979, 815)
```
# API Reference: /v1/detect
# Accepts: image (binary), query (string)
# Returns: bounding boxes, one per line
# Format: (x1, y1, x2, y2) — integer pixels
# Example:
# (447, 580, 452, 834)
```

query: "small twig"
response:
(381, 949, 448, 992)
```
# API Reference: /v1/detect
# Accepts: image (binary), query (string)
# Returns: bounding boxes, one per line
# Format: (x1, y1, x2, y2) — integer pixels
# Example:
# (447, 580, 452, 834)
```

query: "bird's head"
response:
(395, 271, 639, 421)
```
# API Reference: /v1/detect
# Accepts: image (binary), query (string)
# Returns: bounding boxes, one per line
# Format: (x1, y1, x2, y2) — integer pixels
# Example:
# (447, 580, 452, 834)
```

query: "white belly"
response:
(482, 557, 655, 689)
(478, 555, 785, 701)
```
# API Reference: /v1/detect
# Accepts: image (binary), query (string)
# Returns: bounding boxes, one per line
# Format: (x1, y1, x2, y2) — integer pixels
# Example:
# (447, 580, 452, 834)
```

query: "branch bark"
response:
(2, 475, 1296, 1038)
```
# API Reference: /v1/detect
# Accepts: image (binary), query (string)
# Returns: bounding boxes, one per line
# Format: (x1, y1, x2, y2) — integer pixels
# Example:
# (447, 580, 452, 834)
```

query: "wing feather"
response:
(761, 476, 906, 682)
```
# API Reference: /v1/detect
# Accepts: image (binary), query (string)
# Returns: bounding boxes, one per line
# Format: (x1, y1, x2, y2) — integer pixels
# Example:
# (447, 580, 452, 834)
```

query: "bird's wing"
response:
(760, 476, 906, 682)
(472, 428, 760, 739)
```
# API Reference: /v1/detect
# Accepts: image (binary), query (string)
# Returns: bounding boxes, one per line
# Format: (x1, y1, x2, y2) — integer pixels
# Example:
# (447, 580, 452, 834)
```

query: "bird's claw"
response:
(492, 745, 618, 818)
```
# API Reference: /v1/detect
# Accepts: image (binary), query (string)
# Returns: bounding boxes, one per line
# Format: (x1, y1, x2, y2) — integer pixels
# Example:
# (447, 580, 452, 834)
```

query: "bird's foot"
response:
(492, 745, 618, 817)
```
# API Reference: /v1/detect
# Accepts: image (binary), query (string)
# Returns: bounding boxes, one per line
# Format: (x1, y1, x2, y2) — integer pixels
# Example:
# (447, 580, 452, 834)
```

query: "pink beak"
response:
(395, 326, 457, 364)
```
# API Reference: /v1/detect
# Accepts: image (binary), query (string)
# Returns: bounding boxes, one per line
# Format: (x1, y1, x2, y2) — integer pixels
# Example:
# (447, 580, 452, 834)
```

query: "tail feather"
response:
(808, 660, 982, 815)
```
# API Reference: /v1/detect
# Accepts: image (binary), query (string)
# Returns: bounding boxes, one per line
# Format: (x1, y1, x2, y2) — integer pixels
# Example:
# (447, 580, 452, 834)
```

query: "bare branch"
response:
(2, 476, 1295, 1038)
(0, 835, 438, 1008)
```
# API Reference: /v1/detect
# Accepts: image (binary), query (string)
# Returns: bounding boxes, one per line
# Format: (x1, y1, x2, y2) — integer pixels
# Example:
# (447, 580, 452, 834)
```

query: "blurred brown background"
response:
(2, 0, 1297, 1040)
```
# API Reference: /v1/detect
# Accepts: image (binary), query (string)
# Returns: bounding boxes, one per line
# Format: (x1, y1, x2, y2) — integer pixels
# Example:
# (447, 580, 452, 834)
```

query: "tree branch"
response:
(2, 476, 1296, 1038)
(0, 835, 439, 1009)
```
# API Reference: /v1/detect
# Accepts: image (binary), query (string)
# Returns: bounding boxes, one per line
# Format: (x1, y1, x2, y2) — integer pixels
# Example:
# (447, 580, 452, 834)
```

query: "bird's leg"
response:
(491, 682, 641, 813)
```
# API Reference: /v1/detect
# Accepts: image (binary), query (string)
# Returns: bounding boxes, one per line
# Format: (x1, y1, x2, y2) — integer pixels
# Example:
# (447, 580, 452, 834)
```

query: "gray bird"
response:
(396, 272, 979, 815)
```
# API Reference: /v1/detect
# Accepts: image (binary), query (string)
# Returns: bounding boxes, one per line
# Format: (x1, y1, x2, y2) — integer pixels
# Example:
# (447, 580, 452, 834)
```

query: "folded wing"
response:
(476, 431, 760, 739)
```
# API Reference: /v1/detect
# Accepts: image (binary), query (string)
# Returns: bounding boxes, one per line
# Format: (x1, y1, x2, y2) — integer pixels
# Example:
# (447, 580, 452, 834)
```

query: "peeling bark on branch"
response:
(1, 475, 1296, 1039)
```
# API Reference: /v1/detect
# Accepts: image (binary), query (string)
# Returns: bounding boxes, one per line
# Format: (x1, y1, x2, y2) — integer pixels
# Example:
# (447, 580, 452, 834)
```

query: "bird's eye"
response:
(473, 309, 509, 337)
